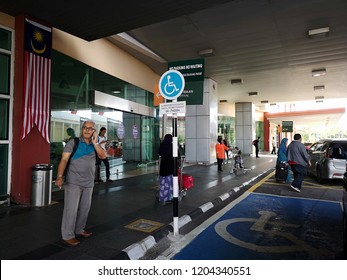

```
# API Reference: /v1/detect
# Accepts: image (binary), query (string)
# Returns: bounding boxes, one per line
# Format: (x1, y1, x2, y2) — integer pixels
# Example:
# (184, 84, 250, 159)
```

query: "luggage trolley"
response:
(229, 147, 246, 174)
(178, 156, 194, 200)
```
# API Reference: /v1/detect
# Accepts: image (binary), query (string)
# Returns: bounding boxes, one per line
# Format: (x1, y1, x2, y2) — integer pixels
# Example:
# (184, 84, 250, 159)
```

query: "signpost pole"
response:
(158, 69, 185, 238)
(172, 99, 179, 236)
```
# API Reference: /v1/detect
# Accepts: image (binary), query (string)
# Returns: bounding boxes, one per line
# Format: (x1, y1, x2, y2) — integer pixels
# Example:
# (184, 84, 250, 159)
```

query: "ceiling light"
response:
(308, 27, 330, 38)
(270, 103, 277, 106)
(261, 100, 268, 104)
(198, 48, 215, 57)
(230, 79, 243, 85)
(312, 68, 326, 77)
(219, 100, 227, 103)
(315, 95, 324, 100)
(248, 92, 258, 96)
(314, 85, 325, 91)
(316, 100, 324, 103)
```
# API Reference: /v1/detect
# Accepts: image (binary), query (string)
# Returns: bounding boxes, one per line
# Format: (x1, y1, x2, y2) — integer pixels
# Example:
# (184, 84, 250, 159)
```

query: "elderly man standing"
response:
(287, 133, 311, 193)
(55, 120, 107, 246)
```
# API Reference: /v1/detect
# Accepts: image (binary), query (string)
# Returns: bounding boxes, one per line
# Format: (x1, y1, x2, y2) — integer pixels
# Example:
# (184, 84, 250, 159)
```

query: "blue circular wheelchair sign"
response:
(159, 70, 185, 100)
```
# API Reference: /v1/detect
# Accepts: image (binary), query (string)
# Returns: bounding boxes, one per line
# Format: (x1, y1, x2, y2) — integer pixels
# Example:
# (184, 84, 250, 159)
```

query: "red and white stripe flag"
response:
(21, 18, 52, 143)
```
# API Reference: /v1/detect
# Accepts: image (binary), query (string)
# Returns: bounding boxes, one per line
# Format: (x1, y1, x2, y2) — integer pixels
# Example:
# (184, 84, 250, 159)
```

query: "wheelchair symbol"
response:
(215, 210, 329, 256)
(159, 70, 185, 100)
(164, 75, 180, 95)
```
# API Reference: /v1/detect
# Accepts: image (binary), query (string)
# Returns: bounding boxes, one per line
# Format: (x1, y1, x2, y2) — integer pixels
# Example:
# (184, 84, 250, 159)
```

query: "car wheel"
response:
(316, 167, 325, 183)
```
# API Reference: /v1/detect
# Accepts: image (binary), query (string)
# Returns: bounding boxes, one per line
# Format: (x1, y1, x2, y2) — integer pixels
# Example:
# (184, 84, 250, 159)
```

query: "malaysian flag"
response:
(21, 18, 52, 143)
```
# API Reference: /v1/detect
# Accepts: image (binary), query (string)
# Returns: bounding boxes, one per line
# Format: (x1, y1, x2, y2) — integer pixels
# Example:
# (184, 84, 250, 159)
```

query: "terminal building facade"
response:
(0, 13, 266, 205)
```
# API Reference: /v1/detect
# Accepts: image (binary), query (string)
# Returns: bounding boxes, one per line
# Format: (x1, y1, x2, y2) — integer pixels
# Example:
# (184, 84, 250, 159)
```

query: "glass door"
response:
(0, 27, 13, 199)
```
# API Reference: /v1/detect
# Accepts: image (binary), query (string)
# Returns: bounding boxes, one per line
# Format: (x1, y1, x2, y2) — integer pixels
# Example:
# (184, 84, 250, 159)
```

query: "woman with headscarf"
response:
(276, 138, 292, 183)
(158, 134, 175, 203)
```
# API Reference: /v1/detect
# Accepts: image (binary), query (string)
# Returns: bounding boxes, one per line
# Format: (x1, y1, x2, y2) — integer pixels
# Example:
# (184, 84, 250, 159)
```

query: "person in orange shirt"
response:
(216, 136, 229, 172)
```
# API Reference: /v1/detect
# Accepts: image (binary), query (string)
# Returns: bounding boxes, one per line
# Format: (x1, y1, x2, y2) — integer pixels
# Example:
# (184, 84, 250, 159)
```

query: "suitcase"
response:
(182, 174, 194, 189)
(275, 161, 288, 182)
(177, 168, 194, 190)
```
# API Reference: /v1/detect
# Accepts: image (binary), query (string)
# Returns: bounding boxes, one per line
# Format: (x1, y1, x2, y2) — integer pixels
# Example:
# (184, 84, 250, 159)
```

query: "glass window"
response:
(320, 143, 328, 152)
(0, 99, 9, 140)
(0, 53, 10, 95)
(0, 28, 11, 51)
(0, 144, 8, 195)
(310, 143, 317, 151)
(51, 50, 153, 110)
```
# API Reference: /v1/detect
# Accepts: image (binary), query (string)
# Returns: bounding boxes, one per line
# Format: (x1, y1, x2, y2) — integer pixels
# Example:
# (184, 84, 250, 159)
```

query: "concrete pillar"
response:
(235, 102, 255, 155)
(185, 78, 218, 164)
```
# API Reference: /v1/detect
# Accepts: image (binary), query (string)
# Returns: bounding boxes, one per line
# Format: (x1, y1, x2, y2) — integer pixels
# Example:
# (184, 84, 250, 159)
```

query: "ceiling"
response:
(1, 0, 347, 126)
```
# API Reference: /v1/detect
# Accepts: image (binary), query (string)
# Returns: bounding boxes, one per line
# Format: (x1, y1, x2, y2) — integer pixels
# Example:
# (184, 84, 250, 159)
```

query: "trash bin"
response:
(32, 164, 53, 207)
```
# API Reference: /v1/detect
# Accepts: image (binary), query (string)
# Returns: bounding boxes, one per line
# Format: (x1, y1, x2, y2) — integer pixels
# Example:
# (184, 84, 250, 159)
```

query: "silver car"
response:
(307, 139, 347, 183)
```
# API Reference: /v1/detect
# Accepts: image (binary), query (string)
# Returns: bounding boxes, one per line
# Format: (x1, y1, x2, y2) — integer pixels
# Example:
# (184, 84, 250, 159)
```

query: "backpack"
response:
(252, 140, 256, 145)
(64, 137, 80, 177)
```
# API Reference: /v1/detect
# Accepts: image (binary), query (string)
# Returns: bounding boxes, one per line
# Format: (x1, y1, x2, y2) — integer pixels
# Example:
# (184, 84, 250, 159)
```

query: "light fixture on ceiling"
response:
(270, 103, 277, 106)
(315, 95, 324, 100)
(314, 85, 325, 91)
(219, 99, 228, 103)
(261, 100, 268, 104)
(316, 100, 324, 103)
(248, 92, 258, 96)
(198, 48, 215, 57)
(230, 78, 243, 85)
(308, 27, 330, 38)
(312, 68, 326, 77)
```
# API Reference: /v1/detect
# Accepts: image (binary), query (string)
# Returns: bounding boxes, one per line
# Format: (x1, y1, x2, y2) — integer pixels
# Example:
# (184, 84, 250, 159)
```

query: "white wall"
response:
(53, 29, 160, 94)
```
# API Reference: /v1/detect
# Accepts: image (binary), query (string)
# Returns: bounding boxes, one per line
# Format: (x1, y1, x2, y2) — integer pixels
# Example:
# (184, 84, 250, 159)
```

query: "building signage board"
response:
(168, 59, 204, 105)
(282, 121, 293, 132)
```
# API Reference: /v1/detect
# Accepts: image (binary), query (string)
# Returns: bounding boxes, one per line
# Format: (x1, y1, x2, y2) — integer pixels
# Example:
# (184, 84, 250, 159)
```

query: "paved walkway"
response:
(0, 153, 293, 260)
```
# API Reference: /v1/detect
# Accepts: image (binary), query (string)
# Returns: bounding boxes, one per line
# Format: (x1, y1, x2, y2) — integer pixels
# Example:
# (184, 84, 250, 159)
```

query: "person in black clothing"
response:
(253, 136, 260, 158)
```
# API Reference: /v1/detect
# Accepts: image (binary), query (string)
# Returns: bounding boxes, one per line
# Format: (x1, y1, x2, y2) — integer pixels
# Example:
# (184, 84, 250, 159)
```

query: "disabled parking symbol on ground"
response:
(215, 210, 328, 256)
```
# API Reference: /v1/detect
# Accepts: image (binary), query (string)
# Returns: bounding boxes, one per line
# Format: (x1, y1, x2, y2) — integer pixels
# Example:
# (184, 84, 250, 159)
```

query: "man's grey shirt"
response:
(287, 140, 310, 166)
(64, 137, 96, 187)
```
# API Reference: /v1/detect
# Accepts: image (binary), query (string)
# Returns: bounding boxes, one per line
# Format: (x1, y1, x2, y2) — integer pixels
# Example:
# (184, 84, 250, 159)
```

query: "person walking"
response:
(64, 127, 76, 143)
(215, 136, 229, 172)
(55, 120, 107, 246)
(158, 134, 176, 203)
(271, 137, 277, 154)
(223, 139, 230, 163)
(287, 133, 311, 192)
(253, 136, 260, 157)
(98, 127, 113, 182)
(276, 138, 292, 183)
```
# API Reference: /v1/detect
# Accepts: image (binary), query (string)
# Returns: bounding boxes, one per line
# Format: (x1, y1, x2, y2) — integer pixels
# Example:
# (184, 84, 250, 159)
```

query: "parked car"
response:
(304, 142, 312, 150)
(307, 139, 347, 183)
(343, 164, 347, 256)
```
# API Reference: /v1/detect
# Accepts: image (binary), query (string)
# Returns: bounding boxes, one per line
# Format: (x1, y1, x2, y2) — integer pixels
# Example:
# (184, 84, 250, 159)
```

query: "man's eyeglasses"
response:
(82, 126, 95, 132)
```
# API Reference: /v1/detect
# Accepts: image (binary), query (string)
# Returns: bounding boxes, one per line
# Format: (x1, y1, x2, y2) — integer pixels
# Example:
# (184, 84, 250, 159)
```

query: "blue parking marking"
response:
(173, 193, 342, 259)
